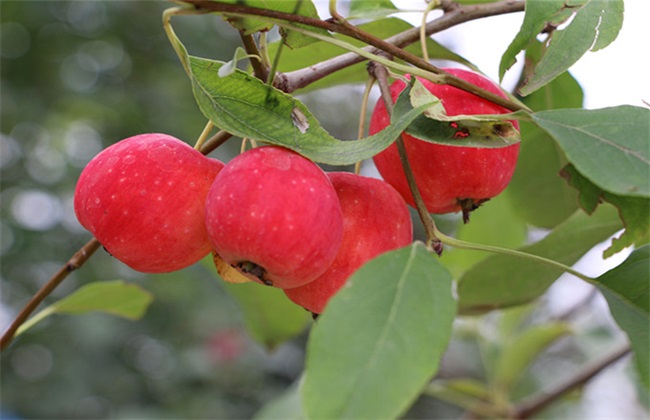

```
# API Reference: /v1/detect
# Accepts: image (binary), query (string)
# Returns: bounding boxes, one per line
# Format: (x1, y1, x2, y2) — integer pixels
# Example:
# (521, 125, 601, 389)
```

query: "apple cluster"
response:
(73, 68, 518, 314)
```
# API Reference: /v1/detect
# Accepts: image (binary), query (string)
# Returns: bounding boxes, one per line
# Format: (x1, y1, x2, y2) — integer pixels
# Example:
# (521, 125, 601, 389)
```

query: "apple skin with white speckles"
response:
(284, 172, 413, 314)
(74, 133, 224, 273)
(370, 68, 520, 219)
(205, 146, 344, 289)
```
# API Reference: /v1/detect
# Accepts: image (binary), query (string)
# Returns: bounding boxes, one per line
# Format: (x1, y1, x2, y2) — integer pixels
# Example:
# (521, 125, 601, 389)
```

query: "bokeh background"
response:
(1, 1, 648, 419)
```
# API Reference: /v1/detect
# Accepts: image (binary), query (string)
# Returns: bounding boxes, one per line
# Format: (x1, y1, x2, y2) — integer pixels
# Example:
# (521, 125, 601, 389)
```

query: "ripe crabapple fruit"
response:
(284, 172, 413, 314)
(205, 146, 343, 289)
(369, 68, 520, 221)
(74, 133, 224, 273)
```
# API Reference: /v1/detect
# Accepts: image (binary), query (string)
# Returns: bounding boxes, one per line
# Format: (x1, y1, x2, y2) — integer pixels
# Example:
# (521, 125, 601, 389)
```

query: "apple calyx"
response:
(235, 261, 272, 286)
(458, 197, 490, 224)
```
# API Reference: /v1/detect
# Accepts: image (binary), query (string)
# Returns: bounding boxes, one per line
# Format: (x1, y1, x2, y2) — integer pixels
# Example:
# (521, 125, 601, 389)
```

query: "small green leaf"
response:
(507, 65, 583, 228)
(16, 281, 153, 336)
(532, 106, 650, 198)
(348, 0, 399, 20)
(518, 0, 624, 95)
(499, 0, 571, 80)
(562, 164, 650, 257)
(189, 57, 437, 165)
(493, 323, 572, 395)
(278, 0, 330, 49)
(216, 0, 327, 48)
(303, 243, 456, 419)
(202, 258, 310, 349)
(593, 245, 650, 389)
(457, 204, 622, 315)
(218, 47, 259, 78)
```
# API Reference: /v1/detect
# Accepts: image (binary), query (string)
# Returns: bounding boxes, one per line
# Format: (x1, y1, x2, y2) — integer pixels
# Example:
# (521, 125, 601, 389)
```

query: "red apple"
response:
(205, 146, 343, 289)
(369, 68, 520, 221)
(284, 172, 413, 314)
(74, 133, 224, 273)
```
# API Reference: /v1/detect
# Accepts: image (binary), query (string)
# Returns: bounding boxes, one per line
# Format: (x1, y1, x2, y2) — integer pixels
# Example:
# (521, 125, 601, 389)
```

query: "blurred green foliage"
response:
(1, 1, 646, 419)
(1, 2, 307, 418)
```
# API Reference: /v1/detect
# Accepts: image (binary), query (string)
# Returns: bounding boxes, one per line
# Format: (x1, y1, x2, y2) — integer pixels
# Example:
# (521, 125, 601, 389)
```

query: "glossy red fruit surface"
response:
(74, 133, 224, 273)
(284, 172, 413, 314)
(370, 68, 520, 218)
(205, 146, 343, 289)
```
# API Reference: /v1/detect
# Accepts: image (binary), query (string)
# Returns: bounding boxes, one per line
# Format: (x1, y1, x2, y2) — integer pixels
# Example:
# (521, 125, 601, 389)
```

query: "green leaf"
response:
(499, 0, 571, 80)
(493, 323, 572, 394)
(16, 281, 153, 336)
(532, 106, 650, 198)
(457, 204, 622, 315)
(223, 282, 310, 350)
(218, 47, 259, 78)
(518, 0, 624, 95)
(269, 18, 477, 92)
(593, 245, 650, 389)
(302, 243, 456, 419)
(348, 0, 399, 20)
(440, 193, 527, 278)
(404, 79, 521, 148)
(202, 258, 310, 350)
(425, 379, 494, 414)
(278, 0, 330, 49)
(189, 56, 437, 165)
(216, 0, 328, 48)
(562, 164, 650, 257)
(507, 67, 583, 228)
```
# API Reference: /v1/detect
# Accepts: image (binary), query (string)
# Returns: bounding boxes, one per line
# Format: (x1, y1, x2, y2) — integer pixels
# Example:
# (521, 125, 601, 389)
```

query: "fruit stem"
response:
(433, 228, 596, 283)
(198, 130, 233, 156)
(371, 62, 443, 255)
(354, 76, 377, 175)
(194, 120, 214, 151)
(162, 7, 208, 77)
(420, 0, 442, 63)
(1, 238, 102, 351)
(239, 31, 269, 82)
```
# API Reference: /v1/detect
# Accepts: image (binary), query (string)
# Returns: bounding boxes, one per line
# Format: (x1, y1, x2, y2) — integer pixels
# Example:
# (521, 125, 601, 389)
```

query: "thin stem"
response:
(1, 238, 102, 351)
(434, 229, 596, 283)
(511, 343, 632, 419)
(282, 0, 523, 93)
(198, 130, 233, 155)
(266, 33, 286, 86)
(239, 32, 269, 82)
(182, 0, 529, 112)
(354, 76, 376, 175)
(369, 62, 442, 254)
(194, 120, 214, 151)
(420, 0, 441, 63)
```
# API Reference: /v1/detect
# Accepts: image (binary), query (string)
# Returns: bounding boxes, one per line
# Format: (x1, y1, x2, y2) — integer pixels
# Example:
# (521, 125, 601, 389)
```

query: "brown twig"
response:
(511, 343, 632, 419)
(239, 31, 269, 82)
(369, 61, 443, 255)
(181, 0, 528, 111)
(1, 238, 102, 351)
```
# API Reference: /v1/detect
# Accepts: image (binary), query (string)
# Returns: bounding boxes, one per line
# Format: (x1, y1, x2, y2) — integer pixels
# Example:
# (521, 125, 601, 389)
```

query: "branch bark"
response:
(181, 0, 527, 110)
(1, 238, 101, 351)
(511, 343, 632, 419)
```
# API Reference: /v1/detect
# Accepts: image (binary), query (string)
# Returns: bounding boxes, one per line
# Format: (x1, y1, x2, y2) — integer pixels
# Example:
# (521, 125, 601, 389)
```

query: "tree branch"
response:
(511, 343, 632, 419)
(1, 238, 102, 351)
(181, 0, 527, 110)
(368, 62, 443, 255)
